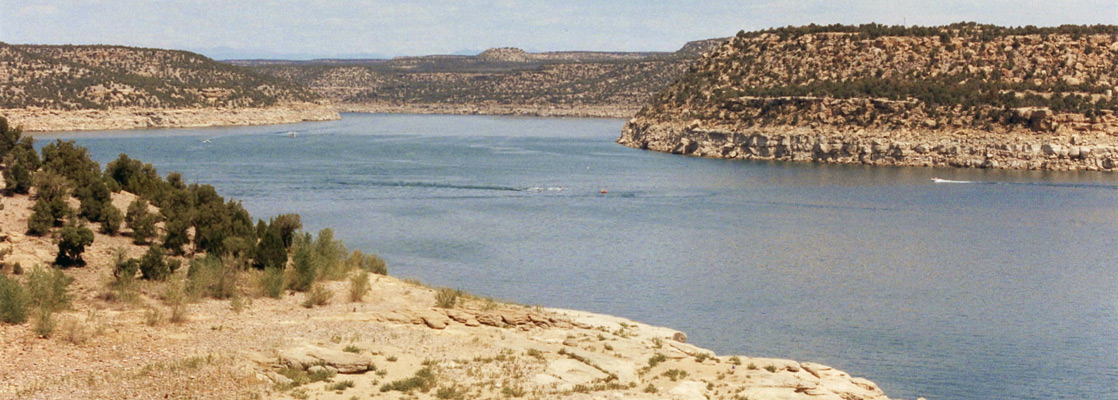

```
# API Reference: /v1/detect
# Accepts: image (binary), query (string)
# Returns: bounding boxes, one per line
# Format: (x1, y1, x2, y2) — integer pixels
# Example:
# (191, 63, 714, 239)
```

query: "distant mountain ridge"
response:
(233, 39, 728, 117)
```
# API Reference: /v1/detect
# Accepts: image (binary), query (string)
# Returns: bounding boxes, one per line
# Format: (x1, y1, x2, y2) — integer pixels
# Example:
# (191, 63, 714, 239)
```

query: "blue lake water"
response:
(37, 113, 1118, 400)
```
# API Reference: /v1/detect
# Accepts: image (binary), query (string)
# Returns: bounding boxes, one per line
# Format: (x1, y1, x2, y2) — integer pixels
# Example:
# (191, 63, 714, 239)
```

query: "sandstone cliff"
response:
(620, 23, 1118, 171)
(0, 42, 338, 131)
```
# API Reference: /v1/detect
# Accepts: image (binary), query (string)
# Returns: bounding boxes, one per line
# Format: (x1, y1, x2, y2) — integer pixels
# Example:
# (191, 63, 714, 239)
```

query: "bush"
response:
(55, 222, 95, 267)
(0, 274, 29, 324)
(313, 228, 347, 280)
(380, 367, 437, 393)
(3, 161, 32, 194)
(28, 266, 73, 312)
(27, 198, 54, 236)
(130, 214, 158, 245)
(348, 270, 370, 302)
(99, 202, 123, 235)
(125, 198, 158, 245)
(254, 227, 287, 270)
(27, 266, 73, 337)
(187, 254, 234, 300)
(348, 250, 387, 276)
(139, 246, 170, 281)
(434, 288, 460, 309)
(258, 266, 285, 299)
(270, 214, 302, 248)
(289, 245, 314, 292)
(301, 283, 332, 308)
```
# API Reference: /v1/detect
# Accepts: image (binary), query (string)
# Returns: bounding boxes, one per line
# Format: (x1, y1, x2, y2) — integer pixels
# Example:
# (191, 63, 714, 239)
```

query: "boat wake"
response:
(931, 178, 973, 183)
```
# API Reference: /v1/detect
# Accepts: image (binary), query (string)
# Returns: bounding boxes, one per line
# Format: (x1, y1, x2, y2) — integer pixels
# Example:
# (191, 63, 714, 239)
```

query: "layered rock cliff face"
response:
(620, 24, 1118, 171)
(0, 42, 337, 131)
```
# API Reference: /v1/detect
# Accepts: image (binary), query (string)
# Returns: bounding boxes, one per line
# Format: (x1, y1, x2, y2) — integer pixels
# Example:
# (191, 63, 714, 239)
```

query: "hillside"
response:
(0, 120, 893, 400)
(620, 23, 1118, 171)
(236, 39, 726, 118)
(0, 43, 338, 131)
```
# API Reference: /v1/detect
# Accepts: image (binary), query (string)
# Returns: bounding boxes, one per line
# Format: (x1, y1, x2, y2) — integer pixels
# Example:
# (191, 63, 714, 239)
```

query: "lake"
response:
(38, 113, 1118, 400)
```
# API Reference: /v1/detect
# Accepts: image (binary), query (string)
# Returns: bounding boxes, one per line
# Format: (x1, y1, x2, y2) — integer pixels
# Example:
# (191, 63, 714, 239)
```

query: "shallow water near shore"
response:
(39, 113, 1118, 400)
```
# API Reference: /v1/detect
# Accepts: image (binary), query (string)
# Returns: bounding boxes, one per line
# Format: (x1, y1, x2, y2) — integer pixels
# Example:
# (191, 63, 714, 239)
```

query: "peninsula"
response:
(620, 23, 1118, 171)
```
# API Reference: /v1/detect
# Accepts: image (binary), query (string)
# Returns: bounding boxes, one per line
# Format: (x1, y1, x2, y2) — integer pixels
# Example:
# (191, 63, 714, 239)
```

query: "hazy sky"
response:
(2, 0, 1116, 59)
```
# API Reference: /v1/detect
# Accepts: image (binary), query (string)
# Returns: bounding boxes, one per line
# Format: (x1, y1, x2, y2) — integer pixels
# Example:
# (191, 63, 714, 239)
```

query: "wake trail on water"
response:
(932, 178, 1118, 190)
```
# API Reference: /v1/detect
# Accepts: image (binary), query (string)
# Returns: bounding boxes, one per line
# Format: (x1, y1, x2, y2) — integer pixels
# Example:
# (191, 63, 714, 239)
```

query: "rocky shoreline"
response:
(621, 117, 1118, 172)
(341, 102, 637, 119)
(2, 103, 340, 133)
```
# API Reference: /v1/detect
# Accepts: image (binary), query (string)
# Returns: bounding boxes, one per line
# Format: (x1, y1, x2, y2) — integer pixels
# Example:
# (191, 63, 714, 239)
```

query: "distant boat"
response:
(202, 139, 212, 143)
(288, 131, 297, 138)
(932, 178, 972, 183)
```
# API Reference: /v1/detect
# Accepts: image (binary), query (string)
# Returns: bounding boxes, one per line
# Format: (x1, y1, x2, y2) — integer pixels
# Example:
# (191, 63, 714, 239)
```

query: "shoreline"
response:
(621, 117, 1118, 172)
(340, 102, 639, 119)
(1, 103, 340, 133)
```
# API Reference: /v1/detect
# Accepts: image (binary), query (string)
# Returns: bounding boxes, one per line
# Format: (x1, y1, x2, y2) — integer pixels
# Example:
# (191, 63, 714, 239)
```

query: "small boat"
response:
(600, 189, 608, 194)
(288, 131, 297, 138)
(202, 139, 212, 143)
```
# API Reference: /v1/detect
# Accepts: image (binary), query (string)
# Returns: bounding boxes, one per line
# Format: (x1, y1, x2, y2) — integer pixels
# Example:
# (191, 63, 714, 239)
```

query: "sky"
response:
(1, 0, 1116, 60)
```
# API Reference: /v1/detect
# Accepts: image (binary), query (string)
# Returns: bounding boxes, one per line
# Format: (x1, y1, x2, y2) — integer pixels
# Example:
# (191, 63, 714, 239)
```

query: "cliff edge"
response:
(620, 23, 1118, 171)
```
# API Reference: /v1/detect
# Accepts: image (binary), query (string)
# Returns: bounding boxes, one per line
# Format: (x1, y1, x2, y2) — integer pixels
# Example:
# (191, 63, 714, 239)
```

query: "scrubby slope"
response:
(621, 23, 1118, 171)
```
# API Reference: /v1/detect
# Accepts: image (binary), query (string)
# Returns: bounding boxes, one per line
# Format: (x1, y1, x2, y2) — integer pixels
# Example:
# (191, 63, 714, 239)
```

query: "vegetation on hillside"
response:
(242, 40, 727, 110)
(0, 42, 319, 110)
(641, 23, 1118, 132)
(0, 116, 387, 335)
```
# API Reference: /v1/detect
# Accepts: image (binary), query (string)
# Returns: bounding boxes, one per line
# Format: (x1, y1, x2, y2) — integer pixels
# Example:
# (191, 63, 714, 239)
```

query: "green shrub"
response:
(501, 385, 526, 397)
(258, 266, 285, 299)
(3, 161, 32, 194)
(114, 257, 140, 281)
(348, 250, 387, 276)
(312, 228, 347, 280)
(139, 246, 170, 281)
(99, 202, 123, 235)
(27, 266, 73, 337)
(301, 283, 332, 308)
(434, 288, 460, 309)
(289, 245, 314, 292)
(662, 369, 688, 381)
(254, 227, 287, 271)
(648, 353, 667, 368)
(27, 198, 54, 236)
(0, 274, 29, 324)
(126, 199, 158, 245)
(270, 214, 302, 248)
(435, 385, 466, 400)
(33, 170, 70, 204)
(380, 367, 437, 393)
(27, 266, 73, 312)
(55, 222, 95, 267)
(187, 254, 234, 300)
(328, 380, 354, 392)
(348, 270, 370, 302)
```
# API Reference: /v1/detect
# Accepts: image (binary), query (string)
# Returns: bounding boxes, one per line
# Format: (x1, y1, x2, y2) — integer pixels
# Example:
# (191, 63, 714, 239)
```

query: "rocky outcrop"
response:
(2, 104, 339, 132)
(623, 24, 1118, 171)
(621, 117, 1118, 171)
